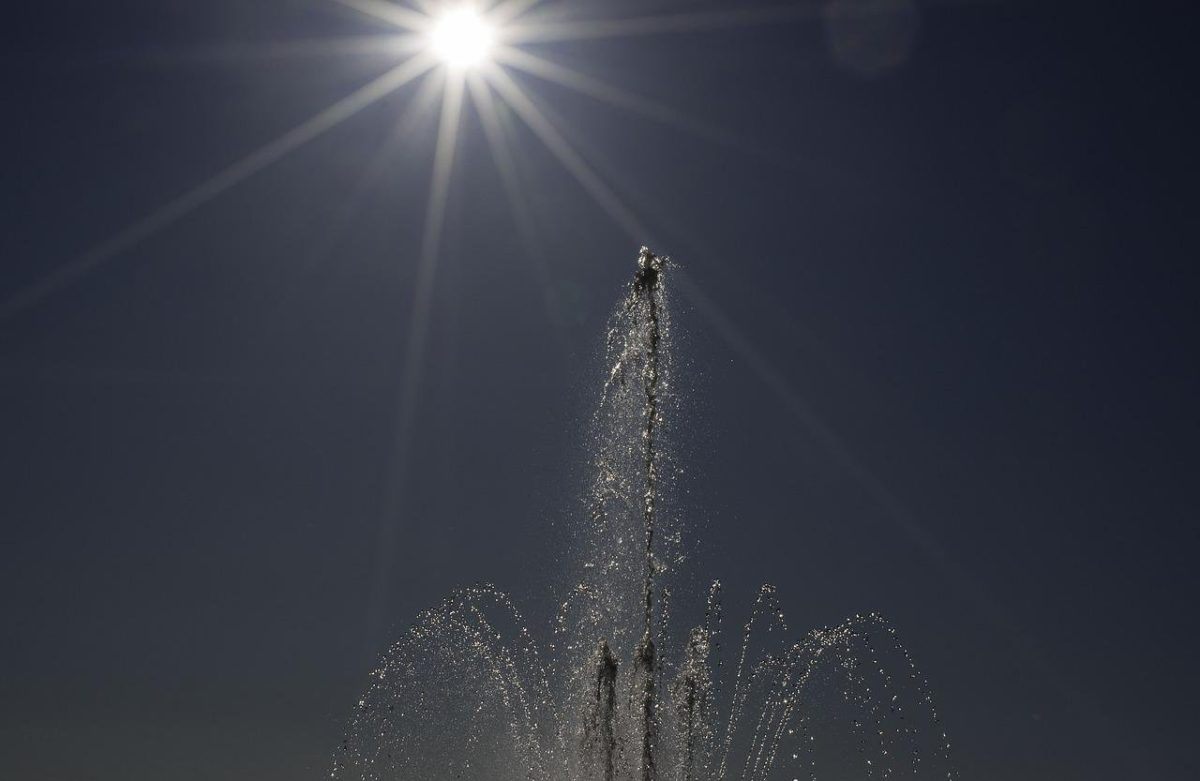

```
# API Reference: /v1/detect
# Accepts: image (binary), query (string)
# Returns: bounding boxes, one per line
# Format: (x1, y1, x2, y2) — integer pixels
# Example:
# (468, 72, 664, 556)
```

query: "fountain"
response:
(333, 249, 954, 781)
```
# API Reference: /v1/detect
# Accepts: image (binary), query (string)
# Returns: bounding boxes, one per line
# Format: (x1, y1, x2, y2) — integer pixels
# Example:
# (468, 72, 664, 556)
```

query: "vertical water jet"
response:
(634, 246, 666, 644)
(633, 247, 666, 781)
(582, 640, 619, 781)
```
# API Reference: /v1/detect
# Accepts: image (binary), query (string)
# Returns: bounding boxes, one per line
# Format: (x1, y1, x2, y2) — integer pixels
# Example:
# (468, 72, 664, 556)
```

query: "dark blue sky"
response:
(2, 1, 1197, 779)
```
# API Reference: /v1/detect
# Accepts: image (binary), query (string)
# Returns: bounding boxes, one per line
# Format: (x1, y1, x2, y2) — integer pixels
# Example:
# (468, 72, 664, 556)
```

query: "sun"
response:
(429, 6, 495, 68)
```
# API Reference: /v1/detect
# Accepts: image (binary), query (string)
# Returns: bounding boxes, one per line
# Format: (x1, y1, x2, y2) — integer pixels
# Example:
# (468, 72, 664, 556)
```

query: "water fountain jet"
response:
(333, 249, 955, 781)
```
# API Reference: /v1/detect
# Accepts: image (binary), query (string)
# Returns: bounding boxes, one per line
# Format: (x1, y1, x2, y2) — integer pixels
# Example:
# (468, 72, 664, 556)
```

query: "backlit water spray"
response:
(333, 249, 954, 781)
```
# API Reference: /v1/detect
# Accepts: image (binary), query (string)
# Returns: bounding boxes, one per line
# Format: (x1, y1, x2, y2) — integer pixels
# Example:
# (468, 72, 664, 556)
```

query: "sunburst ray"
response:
(1, 55, 435, 320)
(493, 45, 746, 150)
(506, 3, 827, 44)
(467, 75, 540, 257)
(256, 72, 449, 337)
(486, 67, 648, 245)
(120, 34, 421, 67)
(467, 75, 572, 350)
(488, 0, 548, 26)
(332, 0, 432, 32)
(365, 70, 467, 651)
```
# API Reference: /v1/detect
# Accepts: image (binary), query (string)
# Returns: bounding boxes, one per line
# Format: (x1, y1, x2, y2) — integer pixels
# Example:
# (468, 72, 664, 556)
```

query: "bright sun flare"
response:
(6, 0, 750, 316)
(429, 7, 494, 68)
